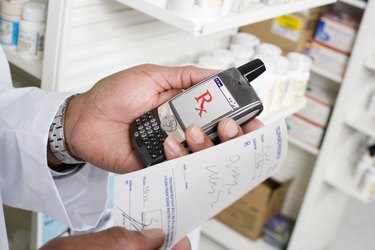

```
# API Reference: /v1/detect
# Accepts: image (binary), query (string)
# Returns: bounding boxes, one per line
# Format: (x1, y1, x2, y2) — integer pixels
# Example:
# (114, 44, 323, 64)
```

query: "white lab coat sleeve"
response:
(0, 46, 108, 230)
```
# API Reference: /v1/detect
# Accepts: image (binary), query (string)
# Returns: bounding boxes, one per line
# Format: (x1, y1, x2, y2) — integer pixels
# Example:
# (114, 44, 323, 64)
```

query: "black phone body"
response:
(131, 60, 265, 166)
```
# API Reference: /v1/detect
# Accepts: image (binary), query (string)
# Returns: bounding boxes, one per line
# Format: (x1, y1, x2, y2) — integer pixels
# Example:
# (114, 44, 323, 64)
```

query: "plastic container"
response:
(255, 43, 282, 58)
(0, 0, 23, 47)
(211, 48, 236, 67)
(17, 2, 46, 60)
(251, 55, 276, 111)
(229, 43, 255, 67)
(168, 0, 224, 21)
(269, 56, 290, 111)
(197, 55, 232, 70)
(284, 52, 312, 106)
(231, 32, 260, 48)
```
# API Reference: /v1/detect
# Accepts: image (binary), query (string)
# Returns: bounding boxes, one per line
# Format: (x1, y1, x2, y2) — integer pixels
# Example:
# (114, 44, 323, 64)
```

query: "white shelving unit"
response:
(3, 46, 43, 79)
(364, 56, 375, 71)
(339, 0, 367, 9)
(345, 112, 375, 138)
(259, 98, 307, 125)
(201, 219, 278, 250)
(311, 65, 343, 83)
(288, 137, 319, 155)
(115, 0, 336, 36)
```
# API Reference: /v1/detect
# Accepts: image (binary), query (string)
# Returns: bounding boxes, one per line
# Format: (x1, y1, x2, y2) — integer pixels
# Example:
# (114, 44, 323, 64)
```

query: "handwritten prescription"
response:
(113, 119, 288, 249)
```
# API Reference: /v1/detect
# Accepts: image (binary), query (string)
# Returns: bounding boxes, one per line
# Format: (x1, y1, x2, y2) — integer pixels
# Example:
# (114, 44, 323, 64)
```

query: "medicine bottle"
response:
(255, 43, 282, 58)
(17, 2, 46, 60)
(231, 32, 260, 48)
(0, 0, 23, 48)
(284, 52, 312, 106)
(251, 55, 276, 111)
(270, 56, 290, 111)
(229, 43, 255, 67)
(197, 55, 232, 70)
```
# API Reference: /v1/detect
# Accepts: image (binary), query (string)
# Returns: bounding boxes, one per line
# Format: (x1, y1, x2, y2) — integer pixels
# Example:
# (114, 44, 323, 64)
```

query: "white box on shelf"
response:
(299, 83, 335, 127)
(315, 12, 359, 53)
(286, 114, 324, 149)
(306, 40, 349, 77)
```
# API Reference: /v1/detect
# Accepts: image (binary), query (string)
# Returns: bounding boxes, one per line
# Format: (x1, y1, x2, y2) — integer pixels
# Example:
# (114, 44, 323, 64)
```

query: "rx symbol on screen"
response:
(195, 90, 213, 117)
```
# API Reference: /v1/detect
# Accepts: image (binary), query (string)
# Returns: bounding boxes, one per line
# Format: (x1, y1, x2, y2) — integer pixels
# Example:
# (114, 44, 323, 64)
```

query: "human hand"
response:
(163, 117, 264, 159)
(49, 64, 216, 173)
(40, 227, 190, 250)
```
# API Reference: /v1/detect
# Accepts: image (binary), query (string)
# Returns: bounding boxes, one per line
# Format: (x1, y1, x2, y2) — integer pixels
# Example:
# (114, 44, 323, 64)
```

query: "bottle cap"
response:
(238, 58, 266, 82)
(256, 43, 282, 57)
(274, 56, 290, 74)
(287, 52, 312, 72)
(1, 1, 23, 16)
(231, 32, 260, 48)
(22, 2, 46, 22)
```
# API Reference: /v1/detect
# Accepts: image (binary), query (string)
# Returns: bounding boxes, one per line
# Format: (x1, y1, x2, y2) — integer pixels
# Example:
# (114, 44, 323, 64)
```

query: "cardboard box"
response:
(216, 178, 291, 240)
(239, 7, 329, 53)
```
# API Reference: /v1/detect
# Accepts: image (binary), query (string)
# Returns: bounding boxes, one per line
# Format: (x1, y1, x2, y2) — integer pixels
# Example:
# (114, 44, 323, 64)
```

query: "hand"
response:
(163, 117, 264, 159)
(50, 64, 216, 173)
(40, 227, 190, 250)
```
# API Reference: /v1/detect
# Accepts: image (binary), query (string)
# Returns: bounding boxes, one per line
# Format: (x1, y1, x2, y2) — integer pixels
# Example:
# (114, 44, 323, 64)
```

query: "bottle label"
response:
(0, 17, 19, 46)
(18, 29, 44, 57)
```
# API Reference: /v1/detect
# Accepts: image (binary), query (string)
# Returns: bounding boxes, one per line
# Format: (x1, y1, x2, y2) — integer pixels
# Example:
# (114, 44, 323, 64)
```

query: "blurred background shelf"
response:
(116, 0, 336, 36)
(339, 0, 367, 9)
(364, 56, 375, 71)
(201, 219, 278, 250)
(325, 166, 374, 204)
(345, 111, 375, 138)
(288, 137, 320, 155)
(311, 65, 343, 83)
(259, 98, 307, 125)
(3, 47, 42, 79)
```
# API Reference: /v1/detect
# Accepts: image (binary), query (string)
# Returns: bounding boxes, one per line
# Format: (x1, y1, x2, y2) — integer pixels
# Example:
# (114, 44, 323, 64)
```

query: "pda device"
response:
(131, 58, 266, 166)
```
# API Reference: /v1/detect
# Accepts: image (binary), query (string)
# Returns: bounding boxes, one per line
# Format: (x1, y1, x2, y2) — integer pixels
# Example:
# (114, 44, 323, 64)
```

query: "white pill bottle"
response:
(17, 2, 46, 60)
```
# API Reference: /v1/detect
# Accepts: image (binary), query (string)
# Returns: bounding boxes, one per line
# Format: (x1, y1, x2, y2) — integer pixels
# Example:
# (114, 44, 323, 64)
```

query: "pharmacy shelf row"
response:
(311, 65, 343, 84)
(116, 0, 336, 36)
(3, 46, 43, 79)
(339, 0, 367, 9)
(288, 136, 319, 155)
(201, 219, 278, 250)
(364, 56, 375, 72)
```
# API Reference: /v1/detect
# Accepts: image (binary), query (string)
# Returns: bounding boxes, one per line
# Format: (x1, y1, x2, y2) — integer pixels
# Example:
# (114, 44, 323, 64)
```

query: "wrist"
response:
(48, 94, 85, 168)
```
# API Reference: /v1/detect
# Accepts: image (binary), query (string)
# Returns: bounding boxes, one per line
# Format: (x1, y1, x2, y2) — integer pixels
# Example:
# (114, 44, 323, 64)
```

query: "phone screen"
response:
(171, 77, 239, 128)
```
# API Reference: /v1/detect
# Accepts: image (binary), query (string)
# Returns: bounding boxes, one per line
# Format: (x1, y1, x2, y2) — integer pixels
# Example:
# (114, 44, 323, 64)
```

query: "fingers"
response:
(40, 227, 165, 250)
(240, 118, 264, 133)
(217, 118, 244, 142)
(185, 124, 214, 152)
(172, 237, 191, 250)
(164, 136, 189, 160)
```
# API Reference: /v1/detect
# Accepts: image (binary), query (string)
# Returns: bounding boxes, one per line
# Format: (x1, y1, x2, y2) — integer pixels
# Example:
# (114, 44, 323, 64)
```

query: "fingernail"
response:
(164, 136, 182, 156)
(142, 228, 164, 239)
(224, 119, 239, 138)
(189, 125, 205, 144)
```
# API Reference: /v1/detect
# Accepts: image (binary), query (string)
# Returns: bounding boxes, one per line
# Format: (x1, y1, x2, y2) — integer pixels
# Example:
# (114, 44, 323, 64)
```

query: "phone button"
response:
(161, 115, 177, 132)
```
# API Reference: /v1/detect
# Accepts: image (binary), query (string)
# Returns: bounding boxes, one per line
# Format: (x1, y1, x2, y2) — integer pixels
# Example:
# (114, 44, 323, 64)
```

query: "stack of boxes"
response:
(305, 10, 359, 77)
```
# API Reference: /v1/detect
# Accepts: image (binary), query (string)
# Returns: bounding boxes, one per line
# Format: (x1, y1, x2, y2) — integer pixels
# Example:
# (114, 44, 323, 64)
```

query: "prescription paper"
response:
(113, 119, 288, 249)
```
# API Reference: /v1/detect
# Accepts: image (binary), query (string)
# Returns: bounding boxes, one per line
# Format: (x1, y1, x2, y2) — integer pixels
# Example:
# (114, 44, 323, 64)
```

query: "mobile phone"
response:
(131, 59, 266, 166)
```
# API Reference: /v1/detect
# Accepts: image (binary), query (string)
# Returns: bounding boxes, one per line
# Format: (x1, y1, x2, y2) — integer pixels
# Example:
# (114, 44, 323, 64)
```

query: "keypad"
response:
(135, 112, 167, 159)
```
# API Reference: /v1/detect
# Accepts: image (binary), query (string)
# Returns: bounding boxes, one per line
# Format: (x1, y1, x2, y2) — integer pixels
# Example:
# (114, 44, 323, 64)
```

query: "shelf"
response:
(345, 111, 375, 138)
(311, 65, 343, 83)
(324, 165, 374, 204)
(339, 0, 367, 9)
(288, 136, 319, 155)
(259, 98, 307, 125)
(116, 0, 336, 36)
(364, 56, 375, 71)
(3, 46, 42, 79)
(201, 219, 278, 250)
